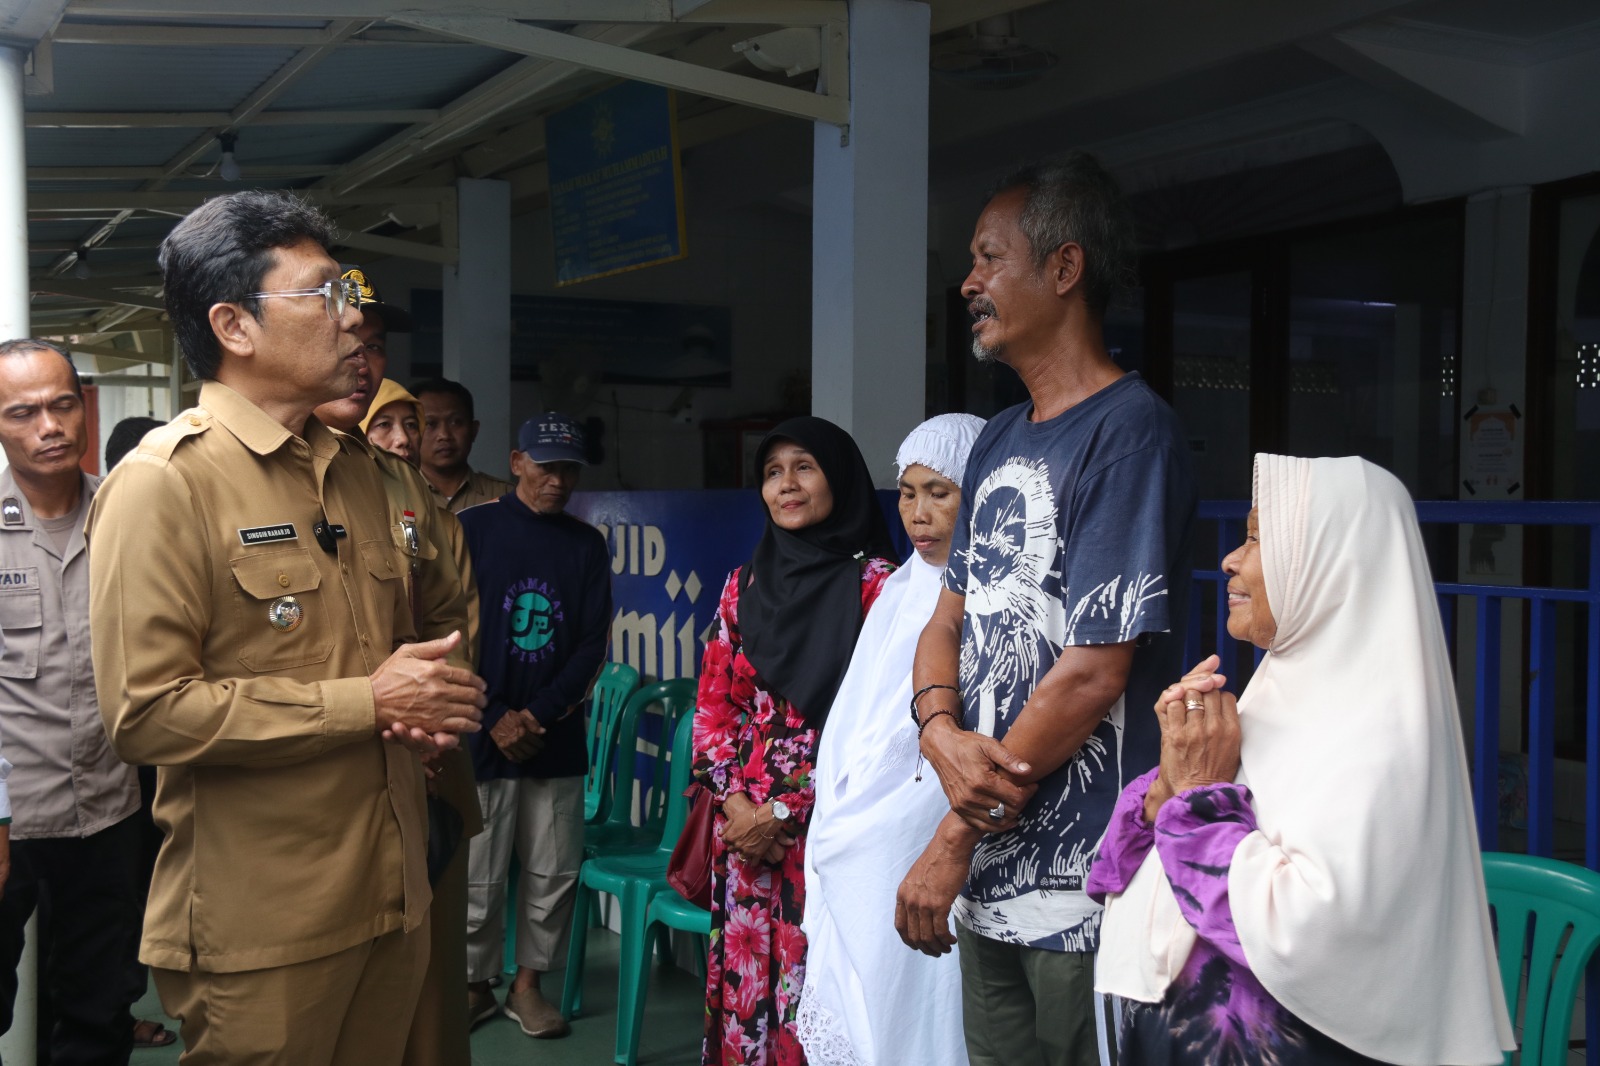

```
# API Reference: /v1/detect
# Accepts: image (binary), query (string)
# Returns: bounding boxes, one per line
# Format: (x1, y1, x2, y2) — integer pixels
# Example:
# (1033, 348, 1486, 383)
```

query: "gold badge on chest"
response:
(268, 595, 304, 632)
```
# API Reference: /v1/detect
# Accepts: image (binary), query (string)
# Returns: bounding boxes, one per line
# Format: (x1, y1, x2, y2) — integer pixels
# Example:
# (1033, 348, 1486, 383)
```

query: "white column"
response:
(442, 178, 513, 478)
(811, 0, 930, 485)
(0, 45, 35, 1066)
(0, 46, 27, 343)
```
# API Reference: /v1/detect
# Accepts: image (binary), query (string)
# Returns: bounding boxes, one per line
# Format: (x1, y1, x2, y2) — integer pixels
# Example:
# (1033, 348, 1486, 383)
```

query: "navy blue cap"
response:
(517, 412, 588, 465)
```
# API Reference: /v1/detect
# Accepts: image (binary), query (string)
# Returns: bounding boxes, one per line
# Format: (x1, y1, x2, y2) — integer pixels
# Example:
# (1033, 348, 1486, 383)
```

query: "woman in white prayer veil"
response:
(796, 413, 985, 1066)
(1087, 454, 1514, 1066)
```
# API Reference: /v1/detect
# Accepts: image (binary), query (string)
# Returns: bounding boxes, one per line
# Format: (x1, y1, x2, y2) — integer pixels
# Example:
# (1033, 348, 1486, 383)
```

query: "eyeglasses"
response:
(243, 277, 361, 321)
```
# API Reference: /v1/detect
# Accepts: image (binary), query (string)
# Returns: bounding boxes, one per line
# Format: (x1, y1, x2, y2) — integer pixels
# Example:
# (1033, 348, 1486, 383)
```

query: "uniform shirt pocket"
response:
(390, 519, 439, 564)
(0, 575, 43, 679)
(360, 537, 411, 635)
(359, 537, 406, 587)
(228, 549, 334, 673)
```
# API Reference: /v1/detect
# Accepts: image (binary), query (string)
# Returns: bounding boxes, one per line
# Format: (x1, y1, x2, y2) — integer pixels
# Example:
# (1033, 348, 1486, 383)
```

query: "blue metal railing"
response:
(1189, 499, 1600, 1065)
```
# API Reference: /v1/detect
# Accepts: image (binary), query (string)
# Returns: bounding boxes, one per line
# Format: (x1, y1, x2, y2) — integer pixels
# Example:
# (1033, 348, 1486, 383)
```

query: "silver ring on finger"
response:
(1184, 698, 1205, 712)
(987, 802, 1006, 821)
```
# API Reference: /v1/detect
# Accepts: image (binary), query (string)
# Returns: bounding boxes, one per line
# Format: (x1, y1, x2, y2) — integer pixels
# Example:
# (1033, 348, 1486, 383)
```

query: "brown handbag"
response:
(666, 782, 714, 909)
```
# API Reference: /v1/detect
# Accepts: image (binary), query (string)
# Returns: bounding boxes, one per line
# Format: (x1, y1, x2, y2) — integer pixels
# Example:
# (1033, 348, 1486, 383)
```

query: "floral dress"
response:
(692, 559, 896, 1066)
(1085, 768, 1385, 1066)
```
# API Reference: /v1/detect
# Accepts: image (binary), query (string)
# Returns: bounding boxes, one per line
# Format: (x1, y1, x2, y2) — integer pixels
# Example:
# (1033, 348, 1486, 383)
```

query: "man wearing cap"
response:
(314, 270, 484, 1066)
(458, 412, 610, 1039)
(412, 378, 513, 513)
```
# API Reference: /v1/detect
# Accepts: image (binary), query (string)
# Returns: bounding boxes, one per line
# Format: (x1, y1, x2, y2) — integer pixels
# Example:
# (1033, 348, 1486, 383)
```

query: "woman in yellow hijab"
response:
(361, 378, 423, 466)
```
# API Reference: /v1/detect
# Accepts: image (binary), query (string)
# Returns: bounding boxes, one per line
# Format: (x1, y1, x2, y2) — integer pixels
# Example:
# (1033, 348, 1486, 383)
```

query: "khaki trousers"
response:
(464, 776, 584, 981)
(154, 918, 429, 1066)
(957, 923, 1100, 1066)
(402, 838, 471, 1066)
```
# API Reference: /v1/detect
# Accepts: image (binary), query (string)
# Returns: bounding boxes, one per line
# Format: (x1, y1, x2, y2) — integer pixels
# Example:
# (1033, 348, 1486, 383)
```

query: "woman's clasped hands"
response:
(720, 793, 796, 865)
(1142, 653, 1243, 824)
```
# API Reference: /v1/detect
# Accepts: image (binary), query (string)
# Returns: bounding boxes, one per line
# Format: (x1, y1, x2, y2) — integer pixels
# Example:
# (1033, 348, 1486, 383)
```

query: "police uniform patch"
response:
(2, 498, 22, 525)
(0, 570, 35, 588)
(267, 596, 304, 632)
(238, 524, 297, 546)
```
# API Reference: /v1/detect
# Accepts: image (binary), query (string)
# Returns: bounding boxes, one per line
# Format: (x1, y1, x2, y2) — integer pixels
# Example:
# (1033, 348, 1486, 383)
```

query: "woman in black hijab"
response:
(691, 416, 897, 1066)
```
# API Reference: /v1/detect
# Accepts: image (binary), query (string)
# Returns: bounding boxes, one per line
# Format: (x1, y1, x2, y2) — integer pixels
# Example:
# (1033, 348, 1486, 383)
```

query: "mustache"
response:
(968, 297, 996, 320)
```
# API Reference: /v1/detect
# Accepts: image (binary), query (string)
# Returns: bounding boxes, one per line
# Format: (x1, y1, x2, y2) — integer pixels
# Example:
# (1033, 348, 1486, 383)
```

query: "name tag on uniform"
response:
(0, 570, 36, 588)
(237, 524, 297, 546)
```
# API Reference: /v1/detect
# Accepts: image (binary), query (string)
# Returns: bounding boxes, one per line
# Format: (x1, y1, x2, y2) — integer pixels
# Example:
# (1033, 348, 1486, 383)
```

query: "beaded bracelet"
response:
(909, 683, 960, 725)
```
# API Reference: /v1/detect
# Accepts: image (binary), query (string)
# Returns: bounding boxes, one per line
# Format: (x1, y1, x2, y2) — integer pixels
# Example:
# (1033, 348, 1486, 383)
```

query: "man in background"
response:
(459, 413, 610, 1040)
(314, 270, 484, 1066)
(104, 417, 163, 471)
(104, 414, 180, 1052)
(412, 378, 511, 513)
(0, 339, 143, 1065)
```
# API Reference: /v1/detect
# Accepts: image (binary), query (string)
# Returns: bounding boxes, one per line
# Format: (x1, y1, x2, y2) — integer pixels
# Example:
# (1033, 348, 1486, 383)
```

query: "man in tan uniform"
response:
(86, 190, 487, 1066)
(412, 378, 512, 512)
(0, 339, 143, 1063)
(313, 272, 484, 1066)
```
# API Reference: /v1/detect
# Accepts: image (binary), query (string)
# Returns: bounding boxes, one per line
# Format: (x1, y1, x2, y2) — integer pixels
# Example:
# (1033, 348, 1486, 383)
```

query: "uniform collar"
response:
(0, 467, 95, 564)
(0, 467, 94, 533)
(200, 380, 346, 461)
(429, 466, 476, 502)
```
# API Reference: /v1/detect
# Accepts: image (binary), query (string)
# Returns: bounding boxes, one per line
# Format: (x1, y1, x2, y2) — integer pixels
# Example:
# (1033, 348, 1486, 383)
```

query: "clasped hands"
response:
(1143, 653, 1243, 824)
(894, 711, 1033, 958)
(489, 708, 546, 762)
(486, 696, 589, 763)
(895, 657, 1245, 958)
(720, 793, 795, 866)
(370, 630, 487, 762)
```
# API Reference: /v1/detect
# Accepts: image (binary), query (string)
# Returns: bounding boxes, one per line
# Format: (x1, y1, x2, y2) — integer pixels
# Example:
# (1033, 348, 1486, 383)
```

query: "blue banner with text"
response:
(568, 489, 912, 683)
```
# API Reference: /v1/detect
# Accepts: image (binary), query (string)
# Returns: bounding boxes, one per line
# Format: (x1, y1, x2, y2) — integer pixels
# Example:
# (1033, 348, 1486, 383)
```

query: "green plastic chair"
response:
(583, 678, 697, 861)
(618, 888, 712, 1066)
(584, 662, 642, 825)
(560, 707, 695, 1061)
(1482, 852, 1600, 1066)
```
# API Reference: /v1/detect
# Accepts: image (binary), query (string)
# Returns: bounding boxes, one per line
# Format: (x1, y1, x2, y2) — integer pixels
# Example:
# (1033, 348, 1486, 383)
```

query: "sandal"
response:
(133, 1019, 177, 1049)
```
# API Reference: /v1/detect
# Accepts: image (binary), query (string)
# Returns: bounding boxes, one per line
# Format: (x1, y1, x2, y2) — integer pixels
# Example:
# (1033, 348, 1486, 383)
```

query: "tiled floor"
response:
(102, 926, 1600, 1066)
(130, 927, 707, 1065)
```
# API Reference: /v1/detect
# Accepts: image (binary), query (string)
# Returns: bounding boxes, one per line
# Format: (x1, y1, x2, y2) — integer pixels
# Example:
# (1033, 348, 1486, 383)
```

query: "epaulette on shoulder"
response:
(373, 446, 431, 493)
(137, 408, 212, 461)
(328, 426, 368, 453)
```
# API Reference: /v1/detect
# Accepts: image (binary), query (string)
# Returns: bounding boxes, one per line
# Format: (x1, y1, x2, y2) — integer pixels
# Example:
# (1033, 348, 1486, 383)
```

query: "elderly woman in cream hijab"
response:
(796, 413, 985, 1066)
(1087, 454, 1514, 1066)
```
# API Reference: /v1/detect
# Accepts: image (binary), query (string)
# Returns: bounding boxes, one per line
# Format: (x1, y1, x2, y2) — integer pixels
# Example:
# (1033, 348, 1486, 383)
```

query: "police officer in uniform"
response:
(0, 338, 143, 1064)
(86, 190, 487, 1066)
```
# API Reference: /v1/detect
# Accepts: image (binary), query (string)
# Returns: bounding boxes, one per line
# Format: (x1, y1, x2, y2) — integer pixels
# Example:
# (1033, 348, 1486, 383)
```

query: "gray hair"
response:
(986, 153, 1135, 317)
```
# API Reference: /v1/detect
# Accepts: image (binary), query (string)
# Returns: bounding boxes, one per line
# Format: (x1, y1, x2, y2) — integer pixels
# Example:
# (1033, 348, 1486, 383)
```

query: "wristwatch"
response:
(770, 799, 792, 822)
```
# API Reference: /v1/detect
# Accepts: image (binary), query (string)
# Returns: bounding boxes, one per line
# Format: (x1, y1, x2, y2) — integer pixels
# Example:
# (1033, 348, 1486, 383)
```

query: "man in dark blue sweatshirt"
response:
(458, 412, 610, 1040)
